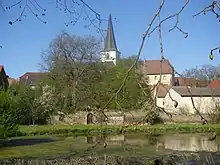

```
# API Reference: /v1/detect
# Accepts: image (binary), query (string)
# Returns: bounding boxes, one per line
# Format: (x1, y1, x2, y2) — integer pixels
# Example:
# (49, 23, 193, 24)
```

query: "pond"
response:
(1, 133, 220, 164)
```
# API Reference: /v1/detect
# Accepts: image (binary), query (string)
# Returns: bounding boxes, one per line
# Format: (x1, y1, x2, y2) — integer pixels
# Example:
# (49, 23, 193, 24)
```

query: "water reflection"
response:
(86, 135, 125, 145)
(161, 134, 220, 152)
(85, 133, 220, 152)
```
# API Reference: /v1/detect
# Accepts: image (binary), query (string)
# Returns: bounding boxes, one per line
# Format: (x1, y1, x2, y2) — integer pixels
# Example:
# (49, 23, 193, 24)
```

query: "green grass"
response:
(16, 124, 220, 137)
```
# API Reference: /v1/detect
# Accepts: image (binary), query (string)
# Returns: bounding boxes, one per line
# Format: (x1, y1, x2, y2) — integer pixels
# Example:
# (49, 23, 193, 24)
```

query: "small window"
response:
(26, 76, 29, 80)
(163, 76, 166, 80)
(154, 76, 157, 80)
(106, 53, 110, 60)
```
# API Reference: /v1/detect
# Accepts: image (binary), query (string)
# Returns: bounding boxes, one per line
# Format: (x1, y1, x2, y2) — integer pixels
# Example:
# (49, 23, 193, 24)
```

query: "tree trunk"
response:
(32, 119, 35, 125)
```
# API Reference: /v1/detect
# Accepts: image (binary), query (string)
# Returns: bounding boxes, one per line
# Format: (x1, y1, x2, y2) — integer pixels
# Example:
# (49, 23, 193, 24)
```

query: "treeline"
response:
(0, 31, 158, 139)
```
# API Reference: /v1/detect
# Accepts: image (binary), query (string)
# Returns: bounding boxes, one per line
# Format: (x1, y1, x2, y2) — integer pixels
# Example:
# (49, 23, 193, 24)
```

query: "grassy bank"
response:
(16, 124, 220, 137)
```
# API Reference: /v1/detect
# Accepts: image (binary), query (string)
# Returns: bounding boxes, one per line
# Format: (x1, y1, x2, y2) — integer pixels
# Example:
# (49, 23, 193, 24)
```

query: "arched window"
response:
(87, 113, 93, 124)
(154, 76, 157, 80)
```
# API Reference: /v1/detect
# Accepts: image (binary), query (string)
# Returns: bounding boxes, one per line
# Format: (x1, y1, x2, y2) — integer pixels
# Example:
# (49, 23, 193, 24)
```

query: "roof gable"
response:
(156, 84, 171, 98)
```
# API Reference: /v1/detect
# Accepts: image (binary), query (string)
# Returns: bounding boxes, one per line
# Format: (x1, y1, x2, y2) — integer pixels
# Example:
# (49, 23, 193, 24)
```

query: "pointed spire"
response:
(103, 14, 118, 51)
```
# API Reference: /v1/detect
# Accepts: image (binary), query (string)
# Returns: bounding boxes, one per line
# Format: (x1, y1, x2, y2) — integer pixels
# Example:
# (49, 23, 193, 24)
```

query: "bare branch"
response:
(6, 0, 47, 25)
(4, 0, 106, 38)
(214, 0, 220, 9)
(193, 0, 220, 20)
(0, 1, 5, 11)
(148, 0, 189, 37)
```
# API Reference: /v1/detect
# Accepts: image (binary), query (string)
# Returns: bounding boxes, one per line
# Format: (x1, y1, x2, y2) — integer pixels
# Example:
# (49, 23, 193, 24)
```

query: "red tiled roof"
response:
(174, 77, 209, 87)
(20, 72, 49, 86)
(0, 65, 3, 72)
(208, 80, 220, 88)
(141, 60, 173, 75)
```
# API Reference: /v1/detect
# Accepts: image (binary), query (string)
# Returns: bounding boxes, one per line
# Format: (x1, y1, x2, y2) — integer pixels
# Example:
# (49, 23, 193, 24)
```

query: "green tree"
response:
(9, 83, 49, 125)
(0, 91, 19, 139)
(98, 57, 150, 110)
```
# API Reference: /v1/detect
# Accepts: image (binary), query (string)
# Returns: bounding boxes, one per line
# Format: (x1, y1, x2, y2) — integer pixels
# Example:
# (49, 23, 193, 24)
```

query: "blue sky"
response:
(0, 0, 219, 78)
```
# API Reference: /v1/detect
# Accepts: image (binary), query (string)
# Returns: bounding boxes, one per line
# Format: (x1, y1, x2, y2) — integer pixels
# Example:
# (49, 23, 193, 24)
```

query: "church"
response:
(100, 14, 120, 66)
(100, 14, 175, 88)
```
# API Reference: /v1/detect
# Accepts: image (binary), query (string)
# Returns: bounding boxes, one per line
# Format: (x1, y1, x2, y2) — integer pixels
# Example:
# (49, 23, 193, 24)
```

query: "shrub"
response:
(141, 100, 164, 125)
(0, 91, 19, 139)
(178, 105, 190, 116)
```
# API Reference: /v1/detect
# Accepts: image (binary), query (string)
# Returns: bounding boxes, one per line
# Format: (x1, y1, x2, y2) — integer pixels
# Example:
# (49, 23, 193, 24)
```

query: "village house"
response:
(0, 65, 9, 91)
(19, 72, 49, 89)
(174, 77, 209, 88)
(158, 86, 220, 115)
(140, 59, 175, 86)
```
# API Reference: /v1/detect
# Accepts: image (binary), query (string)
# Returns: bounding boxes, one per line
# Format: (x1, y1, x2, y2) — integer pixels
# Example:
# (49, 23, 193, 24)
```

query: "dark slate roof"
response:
(172, 86, 220, 97)
(19, 72, 49, 86)
(103, 14, 118, 52)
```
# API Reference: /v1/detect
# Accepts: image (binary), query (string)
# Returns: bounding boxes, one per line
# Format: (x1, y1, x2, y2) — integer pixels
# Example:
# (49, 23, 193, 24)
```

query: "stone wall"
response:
(51, 110, 210, 125)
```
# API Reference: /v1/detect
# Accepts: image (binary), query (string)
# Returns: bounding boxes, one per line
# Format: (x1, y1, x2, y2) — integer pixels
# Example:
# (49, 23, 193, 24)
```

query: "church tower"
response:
(101, 14, 120, 66)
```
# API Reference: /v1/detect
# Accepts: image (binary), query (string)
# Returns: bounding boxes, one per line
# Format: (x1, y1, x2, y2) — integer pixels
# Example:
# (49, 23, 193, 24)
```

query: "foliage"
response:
(8, 83, 50, 125)
(141, 101, 164, 125)
(178, 105, 190, 116)
(0, 91, 19, 139)
(97, 57, 151, 110)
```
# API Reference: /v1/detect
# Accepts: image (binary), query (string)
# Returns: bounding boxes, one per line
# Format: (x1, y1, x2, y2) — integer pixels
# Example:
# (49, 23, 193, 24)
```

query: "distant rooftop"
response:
(19, 72, 49, 86)
(141, 59, 174, 75)
(208, 79, 220, 88)
(172, 86, 220, 97)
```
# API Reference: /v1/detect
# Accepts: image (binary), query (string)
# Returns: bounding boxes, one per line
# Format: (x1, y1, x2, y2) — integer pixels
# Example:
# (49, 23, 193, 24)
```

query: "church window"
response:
(106, 53, 110, 60)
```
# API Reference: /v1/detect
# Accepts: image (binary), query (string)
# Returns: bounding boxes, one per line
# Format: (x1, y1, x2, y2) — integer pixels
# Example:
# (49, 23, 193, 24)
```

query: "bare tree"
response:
(182, 64, 220, 81)
(41, 30, 102, 112)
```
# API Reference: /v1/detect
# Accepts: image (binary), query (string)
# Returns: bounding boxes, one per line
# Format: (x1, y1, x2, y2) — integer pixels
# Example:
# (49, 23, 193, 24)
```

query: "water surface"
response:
(1, 133, 220, 164)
